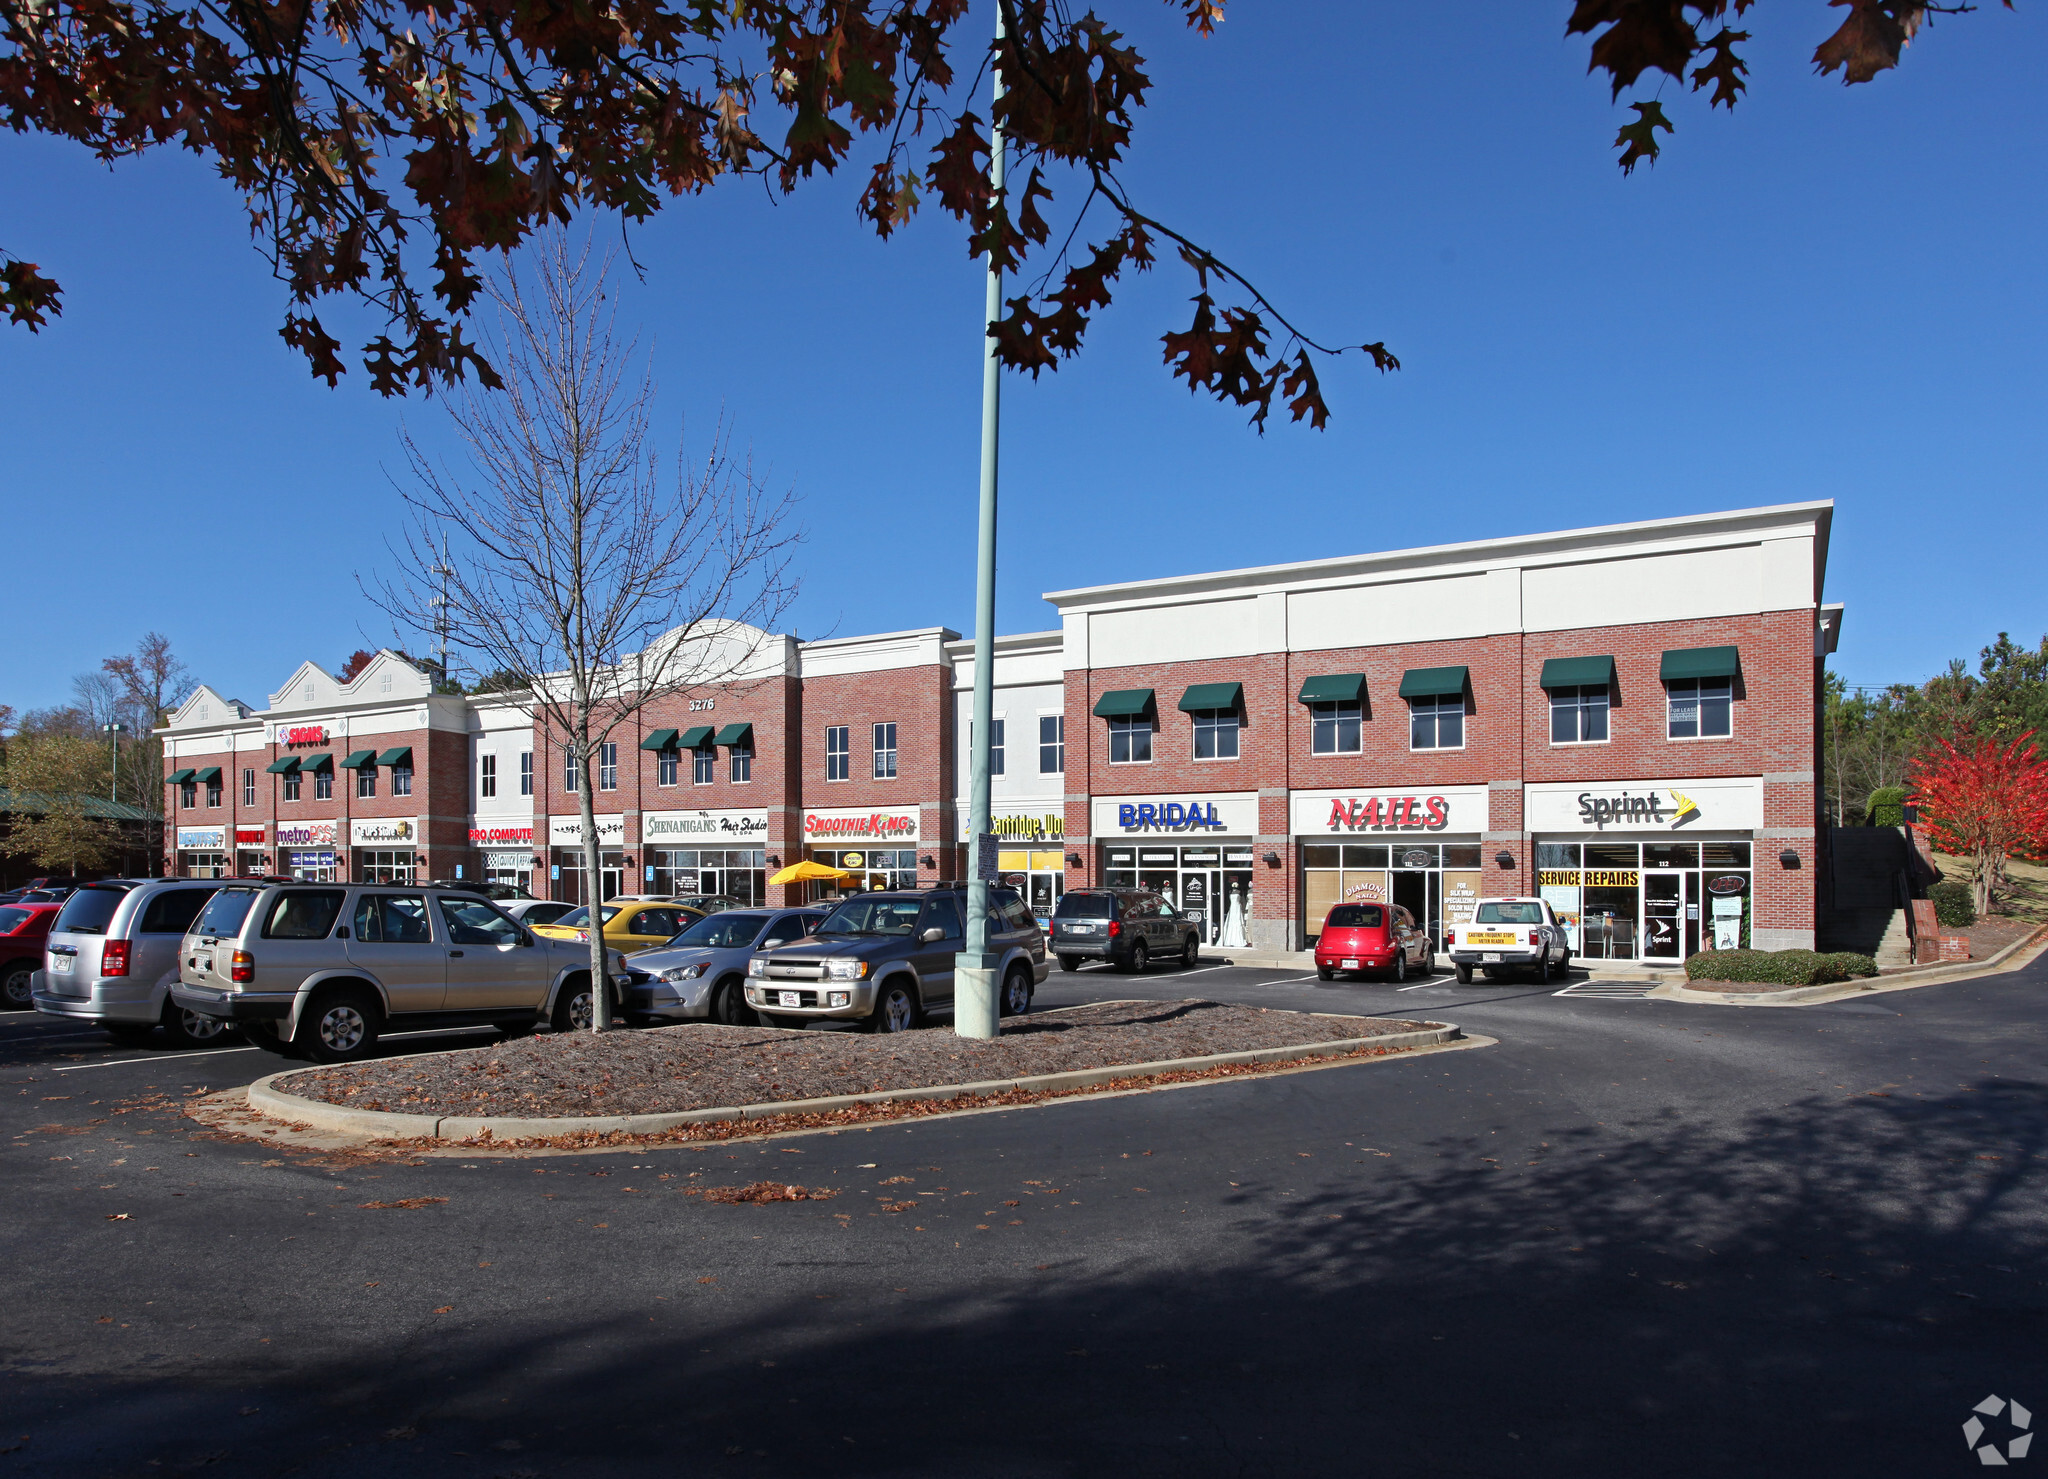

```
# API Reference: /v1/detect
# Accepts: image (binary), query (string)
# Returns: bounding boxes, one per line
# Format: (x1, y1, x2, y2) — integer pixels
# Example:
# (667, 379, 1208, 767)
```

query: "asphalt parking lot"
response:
(3, 956, 2045, 1478)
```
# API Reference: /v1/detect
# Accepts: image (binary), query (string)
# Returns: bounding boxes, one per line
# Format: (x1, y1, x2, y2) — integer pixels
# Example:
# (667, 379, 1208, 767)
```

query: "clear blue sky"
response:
(2, 2, 2041, 713)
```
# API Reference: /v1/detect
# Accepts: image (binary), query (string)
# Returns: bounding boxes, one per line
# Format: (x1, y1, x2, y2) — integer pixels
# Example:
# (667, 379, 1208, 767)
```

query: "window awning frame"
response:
(1297, 673, 1366, 704)
(1539, 655, 1616, 690)
(376, 746, 413, 768)
(165, 769, 195, 785)
(1397, 666, 1469, 700)
(640, 728, 680, 752)
(1177, 681, 1244, 714)
(191, 766, 222, 785)
(339, 750, 377, 770)
(1660, 646, 1741, 682)
(1092, 688, 1156, 719)
(677, 725, 716, 750)
(714, 722, 754, 749)
(265, 757, 301, 775)
(298, 753, 333, 772)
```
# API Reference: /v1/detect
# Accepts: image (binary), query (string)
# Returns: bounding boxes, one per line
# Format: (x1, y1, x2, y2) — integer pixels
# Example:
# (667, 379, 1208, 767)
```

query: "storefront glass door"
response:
(1109, 844, 1254, 946)
(1642, 872, 1686, 961)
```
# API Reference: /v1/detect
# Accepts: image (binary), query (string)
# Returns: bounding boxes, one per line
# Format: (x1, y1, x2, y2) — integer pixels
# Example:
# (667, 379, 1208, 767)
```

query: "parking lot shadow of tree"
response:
(9, 1078, 2048, 1478)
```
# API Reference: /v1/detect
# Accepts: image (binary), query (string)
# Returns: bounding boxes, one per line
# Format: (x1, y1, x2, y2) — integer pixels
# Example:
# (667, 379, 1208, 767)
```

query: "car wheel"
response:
(1454, 963, 1474, 985)
(1120, 941, 1148, 975)
(1392, 951, 1407, 985)
(998, 967, 1033, 1018)
(868, 979, 921, 1034)
(160, 1001, 238, 1048)
(1316, 966, 1334, 982)
(551, 977, 596, 1033)
(1535, 952, 1553, 985)
(297, 988, 381, 1064)
(710, 977, 755, 1026)
(1420, 948, 1435, 977)
(1, 962, 34, 1009)
(104, 1023, 156, 1047)
(1179, 934, 1200, 969)
(1057, 955, 1082, 973)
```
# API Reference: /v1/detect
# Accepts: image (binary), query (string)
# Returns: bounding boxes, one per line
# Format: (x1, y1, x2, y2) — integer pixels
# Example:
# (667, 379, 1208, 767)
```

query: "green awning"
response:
(1298, 673, 1366, 704)
(1661, 645, 1740, 682)
(1092, 688, 1156, 718)
(678, 725, 715, 750)
(376, 747, 413, 768)
(1177, 681, 1243, 714)
(298, 753, 333, 772)
(1397, 666, 1468, 699)
(340, 750, 377, 769)
(265, 757, 301, 775)
(1539, 655, 1615, 690)
(166, 769, 195, 785)
(640, 728, 679, 752)
(191, 766, 222, 785)
(714, 723, 754, 748)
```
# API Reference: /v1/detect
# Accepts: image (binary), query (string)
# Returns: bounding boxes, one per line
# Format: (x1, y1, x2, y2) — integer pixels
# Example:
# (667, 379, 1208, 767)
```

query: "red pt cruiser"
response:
(1314, 902, 1435, 983)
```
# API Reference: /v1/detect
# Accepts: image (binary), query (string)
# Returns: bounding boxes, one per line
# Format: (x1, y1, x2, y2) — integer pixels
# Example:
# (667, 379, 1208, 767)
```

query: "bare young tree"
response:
(372, 231, 801, 1031)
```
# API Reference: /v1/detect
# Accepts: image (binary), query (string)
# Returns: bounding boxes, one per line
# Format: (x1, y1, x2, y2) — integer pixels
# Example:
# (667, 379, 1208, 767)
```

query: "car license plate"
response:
(1482, 953, 1501, 963)
(194, 954, 211, 974)
(1341, 959, 1359, 970)
(50, 954, 72, 974)
(777, 991, 801, 1008)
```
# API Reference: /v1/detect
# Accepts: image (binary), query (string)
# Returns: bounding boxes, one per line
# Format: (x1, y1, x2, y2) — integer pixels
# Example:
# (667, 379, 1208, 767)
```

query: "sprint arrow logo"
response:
(1668, 790, 1701, 828)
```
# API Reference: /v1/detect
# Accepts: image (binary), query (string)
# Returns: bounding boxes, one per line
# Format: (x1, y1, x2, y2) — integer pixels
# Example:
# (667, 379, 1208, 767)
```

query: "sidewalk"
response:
(1195, 949, 1668, 983)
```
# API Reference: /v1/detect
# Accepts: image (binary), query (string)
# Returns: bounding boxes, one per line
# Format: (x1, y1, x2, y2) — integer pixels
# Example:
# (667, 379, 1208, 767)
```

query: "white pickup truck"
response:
(1443, 897, 1570, 984)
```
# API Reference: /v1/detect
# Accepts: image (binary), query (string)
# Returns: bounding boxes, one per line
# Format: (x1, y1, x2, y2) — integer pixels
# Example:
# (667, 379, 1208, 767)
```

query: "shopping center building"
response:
(159, 500, 1839, 961)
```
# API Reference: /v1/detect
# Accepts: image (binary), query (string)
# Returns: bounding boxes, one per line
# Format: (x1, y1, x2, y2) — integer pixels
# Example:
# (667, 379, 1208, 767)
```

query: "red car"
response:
(1314, 902, 1435, 983)
(0, 901, 62, 1008)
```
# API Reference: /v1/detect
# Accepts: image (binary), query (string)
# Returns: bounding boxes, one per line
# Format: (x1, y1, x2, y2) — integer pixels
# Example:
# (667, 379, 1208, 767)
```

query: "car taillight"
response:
(1107, 920, 1121, 937)
(230, 950, 255, 984)
(1529, 931, 1541, 946)
(1443, 929, 1455, 946)
(101, 939, 130, 977)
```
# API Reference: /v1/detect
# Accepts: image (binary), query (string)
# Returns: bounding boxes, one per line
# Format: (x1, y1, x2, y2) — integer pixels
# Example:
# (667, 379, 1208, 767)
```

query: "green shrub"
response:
(1929, 878, 1976, 928)
(1863, 786, 1909, 828)
(1684, 948, 1867, 986)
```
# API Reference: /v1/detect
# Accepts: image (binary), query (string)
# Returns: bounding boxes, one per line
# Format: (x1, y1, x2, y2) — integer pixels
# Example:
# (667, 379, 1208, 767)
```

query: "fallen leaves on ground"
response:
(688, 1181, 838, 1205)
(358, 1197, 448, 1210)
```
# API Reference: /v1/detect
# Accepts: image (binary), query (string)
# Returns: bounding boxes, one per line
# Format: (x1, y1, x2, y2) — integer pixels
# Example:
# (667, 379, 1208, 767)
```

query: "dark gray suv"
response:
(1050, 889, 1202, 973)
(745, 885, 1045, 1032)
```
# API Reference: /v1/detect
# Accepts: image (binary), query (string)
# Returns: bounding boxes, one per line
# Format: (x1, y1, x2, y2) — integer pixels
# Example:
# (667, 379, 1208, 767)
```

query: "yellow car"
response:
(531, 900, 706, 955)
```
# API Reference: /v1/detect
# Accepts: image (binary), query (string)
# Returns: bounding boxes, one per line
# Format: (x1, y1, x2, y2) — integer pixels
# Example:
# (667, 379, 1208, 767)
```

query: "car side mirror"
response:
(762, 938, 786, 949)
(920, 927, 944, 943)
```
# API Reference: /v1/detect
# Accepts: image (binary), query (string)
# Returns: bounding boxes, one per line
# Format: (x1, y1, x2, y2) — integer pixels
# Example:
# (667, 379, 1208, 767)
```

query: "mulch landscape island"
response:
(286, 1000, 1435, 1121)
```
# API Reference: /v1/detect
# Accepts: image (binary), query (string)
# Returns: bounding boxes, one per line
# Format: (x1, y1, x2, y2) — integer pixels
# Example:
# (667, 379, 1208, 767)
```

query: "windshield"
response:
(552, 906, 619, 929)
(193, 889, 261, 939)
(0, 907, 30, 934)
(816, 897, 926, 937)
(1053, 894, 1114, 919)
(669, 913, 768, 949)
(1473, 902, 1544, 925)
(53, 886, 128, 935)
(1325, 904, 1385, 929)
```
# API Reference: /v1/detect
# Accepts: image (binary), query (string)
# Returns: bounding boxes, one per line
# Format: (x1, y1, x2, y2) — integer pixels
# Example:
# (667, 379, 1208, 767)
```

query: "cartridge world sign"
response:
(1522, 777, 1765, 834)
(1289, 785, 1489, 836)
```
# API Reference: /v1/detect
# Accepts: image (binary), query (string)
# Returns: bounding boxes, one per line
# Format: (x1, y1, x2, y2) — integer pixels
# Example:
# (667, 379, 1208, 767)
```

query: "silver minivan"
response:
(171, 881, 627, 1063)
(33, 879, 238, 1046)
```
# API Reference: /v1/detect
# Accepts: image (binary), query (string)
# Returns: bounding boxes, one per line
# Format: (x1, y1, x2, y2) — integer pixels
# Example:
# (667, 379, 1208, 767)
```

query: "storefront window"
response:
(649, 849, 767, 905)
(1409, 695, 1464, 751)
(1300, 841, 1483, 948)
(180, 851, 228, 879)
(483, 853, 531, 893)
(236, 850, 266, 877)
(1549, 686, 1610, 744)
(1309, 700, 1361, 755)
(1102, 843, 1254, 946)
(554, 849, 624, 905)
(1668, 678, 1732, 739)
(356, 850, 416, 885)
(809, 848, 916, 899)
(1537, 840, 1751, 959)
(287, 849, 338, 882)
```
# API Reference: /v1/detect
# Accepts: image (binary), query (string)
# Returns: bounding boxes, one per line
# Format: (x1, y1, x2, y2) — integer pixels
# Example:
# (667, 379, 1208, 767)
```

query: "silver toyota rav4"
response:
(171, 881, 627, 1063)
(33, 878, 238, 1046)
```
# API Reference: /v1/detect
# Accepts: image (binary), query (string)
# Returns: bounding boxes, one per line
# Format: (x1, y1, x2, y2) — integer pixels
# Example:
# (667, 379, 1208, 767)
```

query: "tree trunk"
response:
(1974, 846, 1996, 918)
(573, 700, 612, 1032)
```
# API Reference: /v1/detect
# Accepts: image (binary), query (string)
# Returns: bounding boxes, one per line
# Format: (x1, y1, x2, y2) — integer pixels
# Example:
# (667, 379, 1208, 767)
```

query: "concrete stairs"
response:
(1822, 826, 1919, 969)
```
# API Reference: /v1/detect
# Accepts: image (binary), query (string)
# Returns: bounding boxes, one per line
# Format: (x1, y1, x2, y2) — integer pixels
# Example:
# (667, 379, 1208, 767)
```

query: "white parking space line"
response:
(55, 1046, 260, 1071)
(1396, 980, 1442, 991)
(1, 1029, 105, 1042)
(1175, 963, 1240, 978)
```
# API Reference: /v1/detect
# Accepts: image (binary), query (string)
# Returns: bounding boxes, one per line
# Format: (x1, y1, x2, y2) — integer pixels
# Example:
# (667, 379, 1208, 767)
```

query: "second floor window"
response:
(730, 743, 753, 783)
(693, 745, 716, 785)
(873, 722, 897, 779)
(1190, 708, 1240, 761)
(598, 741, 618, 791)
(1039, 715, 1065, 774)
(315, 768, 333, 800)
(1409, 694, 1465, 751)
(519, 751, 533, 796)
(1108, 714, 1152, 764)
(563, 752, 581, 794)
(657, 747, 678, 786)
(392, 765, 413, 797)
(826, 725, 850, 781)
(180, 781, 197, 808)
(479, 754, 497, 798)
(282, 772, 301, 802)
(1550, 686, 1610, 744)
(971, 719, 1005, 776)
(1668, 678, 1732, 739)
(241, 769, 255, 806)
(356, 765, 376, 798)
(1309, 700, 1362, 755)
(206, 779, 222, 807)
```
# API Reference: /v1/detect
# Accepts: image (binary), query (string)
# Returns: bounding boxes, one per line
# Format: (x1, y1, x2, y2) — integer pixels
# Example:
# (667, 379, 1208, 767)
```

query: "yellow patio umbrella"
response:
(768, 859, 857, 887)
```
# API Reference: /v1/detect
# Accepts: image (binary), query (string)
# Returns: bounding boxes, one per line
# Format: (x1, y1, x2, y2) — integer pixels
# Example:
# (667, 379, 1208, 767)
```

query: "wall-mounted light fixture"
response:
(1262, 851, 1281, 867)
(766, 854, 781, 869)
(919, 854, 936, 870)
(1066, 852, 1083, 868)
(529, 855, 544, 868)
(1494, 849, 1515, 869)
(1779, 848, 1801, 869)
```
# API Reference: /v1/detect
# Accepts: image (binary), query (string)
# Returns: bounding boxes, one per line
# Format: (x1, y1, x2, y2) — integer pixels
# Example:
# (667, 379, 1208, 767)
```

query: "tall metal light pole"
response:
(954, 2, 1008, 1041)
(102, 722, 128, 801)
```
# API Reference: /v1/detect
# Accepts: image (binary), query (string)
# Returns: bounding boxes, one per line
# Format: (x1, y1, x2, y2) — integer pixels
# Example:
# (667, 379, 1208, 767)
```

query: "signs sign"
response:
(803, 809, 920, 842)
(548, 814, 627, 846)
(175, 826, 225, 850)
(1091, 794, 1258, 838)
(644, 808, 769, 841)
(276, 820, 337, 847)
(279, 725, 328, 746)
(1289, 785, 1488, 836)
(1522, 777, 1763, 834)
(469, 823, 534, 845)
(351, 817, 417, 846)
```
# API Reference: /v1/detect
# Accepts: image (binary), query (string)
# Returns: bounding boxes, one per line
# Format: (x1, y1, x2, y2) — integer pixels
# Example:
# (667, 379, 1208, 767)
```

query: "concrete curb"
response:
(1648, 926, 2048, 1008)
(1191, 950, 1658, 982)
(243, 1016, 1460, 1142)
